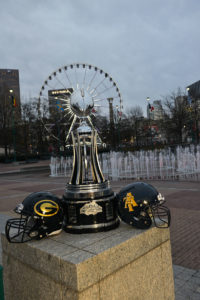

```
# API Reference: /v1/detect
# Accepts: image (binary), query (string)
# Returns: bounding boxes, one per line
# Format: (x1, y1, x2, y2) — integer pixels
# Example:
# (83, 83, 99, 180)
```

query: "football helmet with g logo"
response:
(117, 182, 171, 229)
(5, 191, 64, 243)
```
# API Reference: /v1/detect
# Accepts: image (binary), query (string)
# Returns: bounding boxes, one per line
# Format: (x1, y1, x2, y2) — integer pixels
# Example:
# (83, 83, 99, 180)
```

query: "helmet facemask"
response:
(147, 193, 171, 228)
(150, 204, 171, 228)
(5, 215, 40, 243)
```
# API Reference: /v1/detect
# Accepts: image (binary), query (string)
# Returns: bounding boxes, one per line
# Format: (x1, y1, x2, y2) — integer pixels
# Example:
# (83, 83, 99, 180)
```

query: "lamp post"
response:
(146, 97, 151, 145)
(9, 89, 17, 162)
(116, 105, 120, 149)
(186, 87, 192, 142)
(107, 98, 115, 149)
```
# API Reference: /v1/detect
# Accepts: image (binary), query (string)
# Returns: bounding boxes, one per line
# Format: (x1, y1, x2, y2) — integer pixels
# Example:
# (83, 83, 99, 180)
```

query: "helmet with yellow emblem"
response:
(5, 191, 64, 243)
(117, 182, 171, 229)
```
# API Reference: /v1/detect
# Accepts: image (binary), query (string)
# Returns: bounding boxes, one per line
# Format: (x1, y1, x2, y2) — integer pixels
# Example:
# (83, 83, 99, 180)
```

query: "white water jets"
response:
(176, 145, 200, 180)
(49, 145, 200, 181)
(49, 156, 72, 177)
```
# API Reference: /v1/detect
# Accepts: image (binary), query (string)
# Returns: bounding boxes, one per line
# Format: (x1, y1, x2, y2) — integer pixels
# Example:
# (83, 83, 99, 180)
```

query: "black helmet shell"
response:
(117, 182, 170, 229)
(6, 191, 64, 243)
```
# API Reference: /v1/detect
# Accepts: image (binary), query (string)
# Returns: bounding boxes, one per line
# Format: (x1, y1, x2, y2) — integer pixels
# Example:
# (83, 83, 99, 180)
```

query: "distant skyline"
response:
(1, 0, 200, 116)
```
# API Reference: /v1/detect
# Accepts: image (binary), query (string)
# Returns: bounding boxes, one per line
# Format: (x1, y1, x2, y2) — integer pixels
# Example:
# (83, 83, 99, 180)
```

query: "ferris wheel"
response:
(38, 63, 123, 145)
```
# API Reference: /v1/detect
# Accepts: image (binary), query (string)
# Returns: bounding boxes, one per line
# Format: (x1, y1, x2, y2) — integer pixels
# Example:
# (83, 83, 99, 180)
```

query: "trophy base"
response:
(63, 181, 120, 233)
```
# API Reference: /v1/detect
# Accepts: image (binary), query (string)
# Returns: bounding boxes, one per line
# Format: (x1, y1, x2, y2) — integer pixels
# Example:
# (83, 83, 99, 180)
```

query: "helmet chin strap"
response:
(47, 228, 62, 236)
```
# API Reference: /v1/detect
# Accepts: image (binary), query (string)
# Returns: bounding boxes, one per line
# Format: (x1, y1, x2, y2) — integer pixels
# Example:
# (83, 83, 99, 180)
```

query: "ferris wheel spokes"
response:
(65, 115, 77, 144)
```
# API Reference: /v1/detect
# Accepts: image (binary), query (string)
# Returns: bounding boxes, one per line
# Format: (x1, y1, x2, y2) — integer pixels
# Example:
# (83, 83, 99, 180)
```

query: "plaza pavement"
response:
(0, 160, 200, 299)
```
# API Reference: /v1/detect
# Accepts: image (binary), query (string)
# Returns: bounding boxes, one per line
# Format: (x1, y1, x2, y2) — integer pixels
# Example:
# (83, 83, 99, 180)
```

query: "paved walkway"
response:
(0, 161, 200, 299)
(0, 160, 49, 175)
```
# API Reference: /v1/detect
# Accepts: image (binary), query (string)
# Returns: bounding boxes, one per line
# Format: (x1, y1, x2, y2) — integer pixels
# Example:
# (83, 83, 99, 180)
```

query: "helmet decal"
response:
(34, 200, 59, 217)
(123, 192, 138, 212)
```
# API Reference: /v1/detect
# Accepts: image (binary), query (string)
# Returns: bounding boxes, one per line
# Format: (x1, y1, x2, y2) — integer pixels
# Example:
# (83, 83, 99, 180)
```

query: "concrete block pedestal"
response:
(1, 222, 175, 300)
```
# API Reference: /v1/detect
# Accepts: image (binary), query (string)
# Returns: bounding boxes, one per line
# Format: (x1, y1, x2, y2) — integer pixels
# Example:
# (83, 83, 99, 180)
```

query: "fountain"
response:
(49, 156, 72, 177)
(50, 145, 200, 181)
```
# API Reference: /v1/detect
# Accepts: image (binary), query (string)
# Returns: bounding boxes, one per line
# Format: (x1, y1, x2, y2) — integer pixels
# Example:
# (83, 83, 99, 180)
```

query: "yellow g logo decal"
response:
(34, 200, 59, 217)
(123, 192, 138, 212)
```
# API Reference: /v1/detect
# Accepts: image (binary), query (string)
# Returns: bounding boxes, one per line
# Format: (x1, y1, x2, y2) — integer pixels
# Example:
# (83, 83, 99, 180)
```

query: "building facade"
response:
(147, 100, 164, 120)
(187, 80, 200, 110)
(48, 88, 73, 115)
(0, 69, 21, 107)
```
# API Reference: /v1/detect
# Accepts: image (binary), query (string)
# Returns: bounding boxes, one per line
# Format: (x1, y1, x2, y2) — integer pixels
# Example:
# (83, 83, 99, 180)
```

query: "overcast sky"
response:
(1, 0, 200, 115)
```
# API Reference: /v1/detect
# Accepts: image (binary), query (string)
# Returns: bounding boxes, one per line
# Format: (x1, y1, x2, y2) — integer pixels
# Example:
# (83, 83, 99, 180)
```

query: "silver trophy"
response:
(63, 120, 120, 232)
(39, 63, 123, 233)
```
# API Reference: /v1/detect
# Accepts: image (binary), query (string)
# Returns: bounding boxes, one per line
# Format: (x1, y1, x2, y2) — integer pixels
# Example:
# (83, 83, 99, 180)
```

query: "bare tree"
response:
(162, 88, 190, 144)
(20, 99, 38, 156)
(126, 106, 143, 119)
(125, 106, 144, 146)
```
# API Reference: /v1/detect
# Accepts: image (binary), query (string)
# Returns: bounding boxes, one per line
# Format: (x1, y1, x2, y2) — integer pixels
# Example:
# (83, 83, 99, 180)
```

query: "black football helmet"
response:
(117, 182, 171, 229)
(5, 191, 64, 243)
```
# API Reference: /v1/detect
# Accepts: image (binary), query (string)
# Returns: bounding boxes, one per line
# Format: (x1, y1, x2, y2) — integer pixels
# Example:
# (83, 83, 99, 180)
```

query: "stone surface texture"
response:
(2, 222, 174, 300)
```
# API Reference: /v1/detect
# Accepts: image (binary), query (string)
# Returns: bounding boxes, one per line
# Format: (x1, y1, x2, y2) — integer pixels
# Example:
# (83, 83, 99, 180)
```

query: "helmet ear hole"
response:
(134, 212, 152, 229)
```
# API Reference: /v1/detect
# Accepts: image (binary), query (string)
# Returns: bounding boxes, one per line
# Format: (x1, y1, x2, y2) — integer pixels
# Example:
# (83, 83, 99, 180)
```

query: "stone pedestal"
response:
(1, 223, 175, 300)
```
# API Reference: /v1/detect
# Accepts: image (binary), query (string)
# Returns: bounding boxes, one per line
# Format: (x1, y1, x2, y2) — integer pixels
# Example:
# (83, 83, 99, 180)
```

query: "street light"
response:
(107, 98, 115, 148)
(146, 97, 152, 145)
(115, 105, 121, 148)
(146, 97, 151, 119)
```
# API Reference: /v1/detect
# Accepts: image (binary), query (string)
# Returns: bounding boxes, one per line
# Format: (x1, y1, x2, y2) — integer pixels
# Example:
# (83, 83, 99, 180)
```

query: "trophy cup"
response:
(39, 63, 123, 233)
